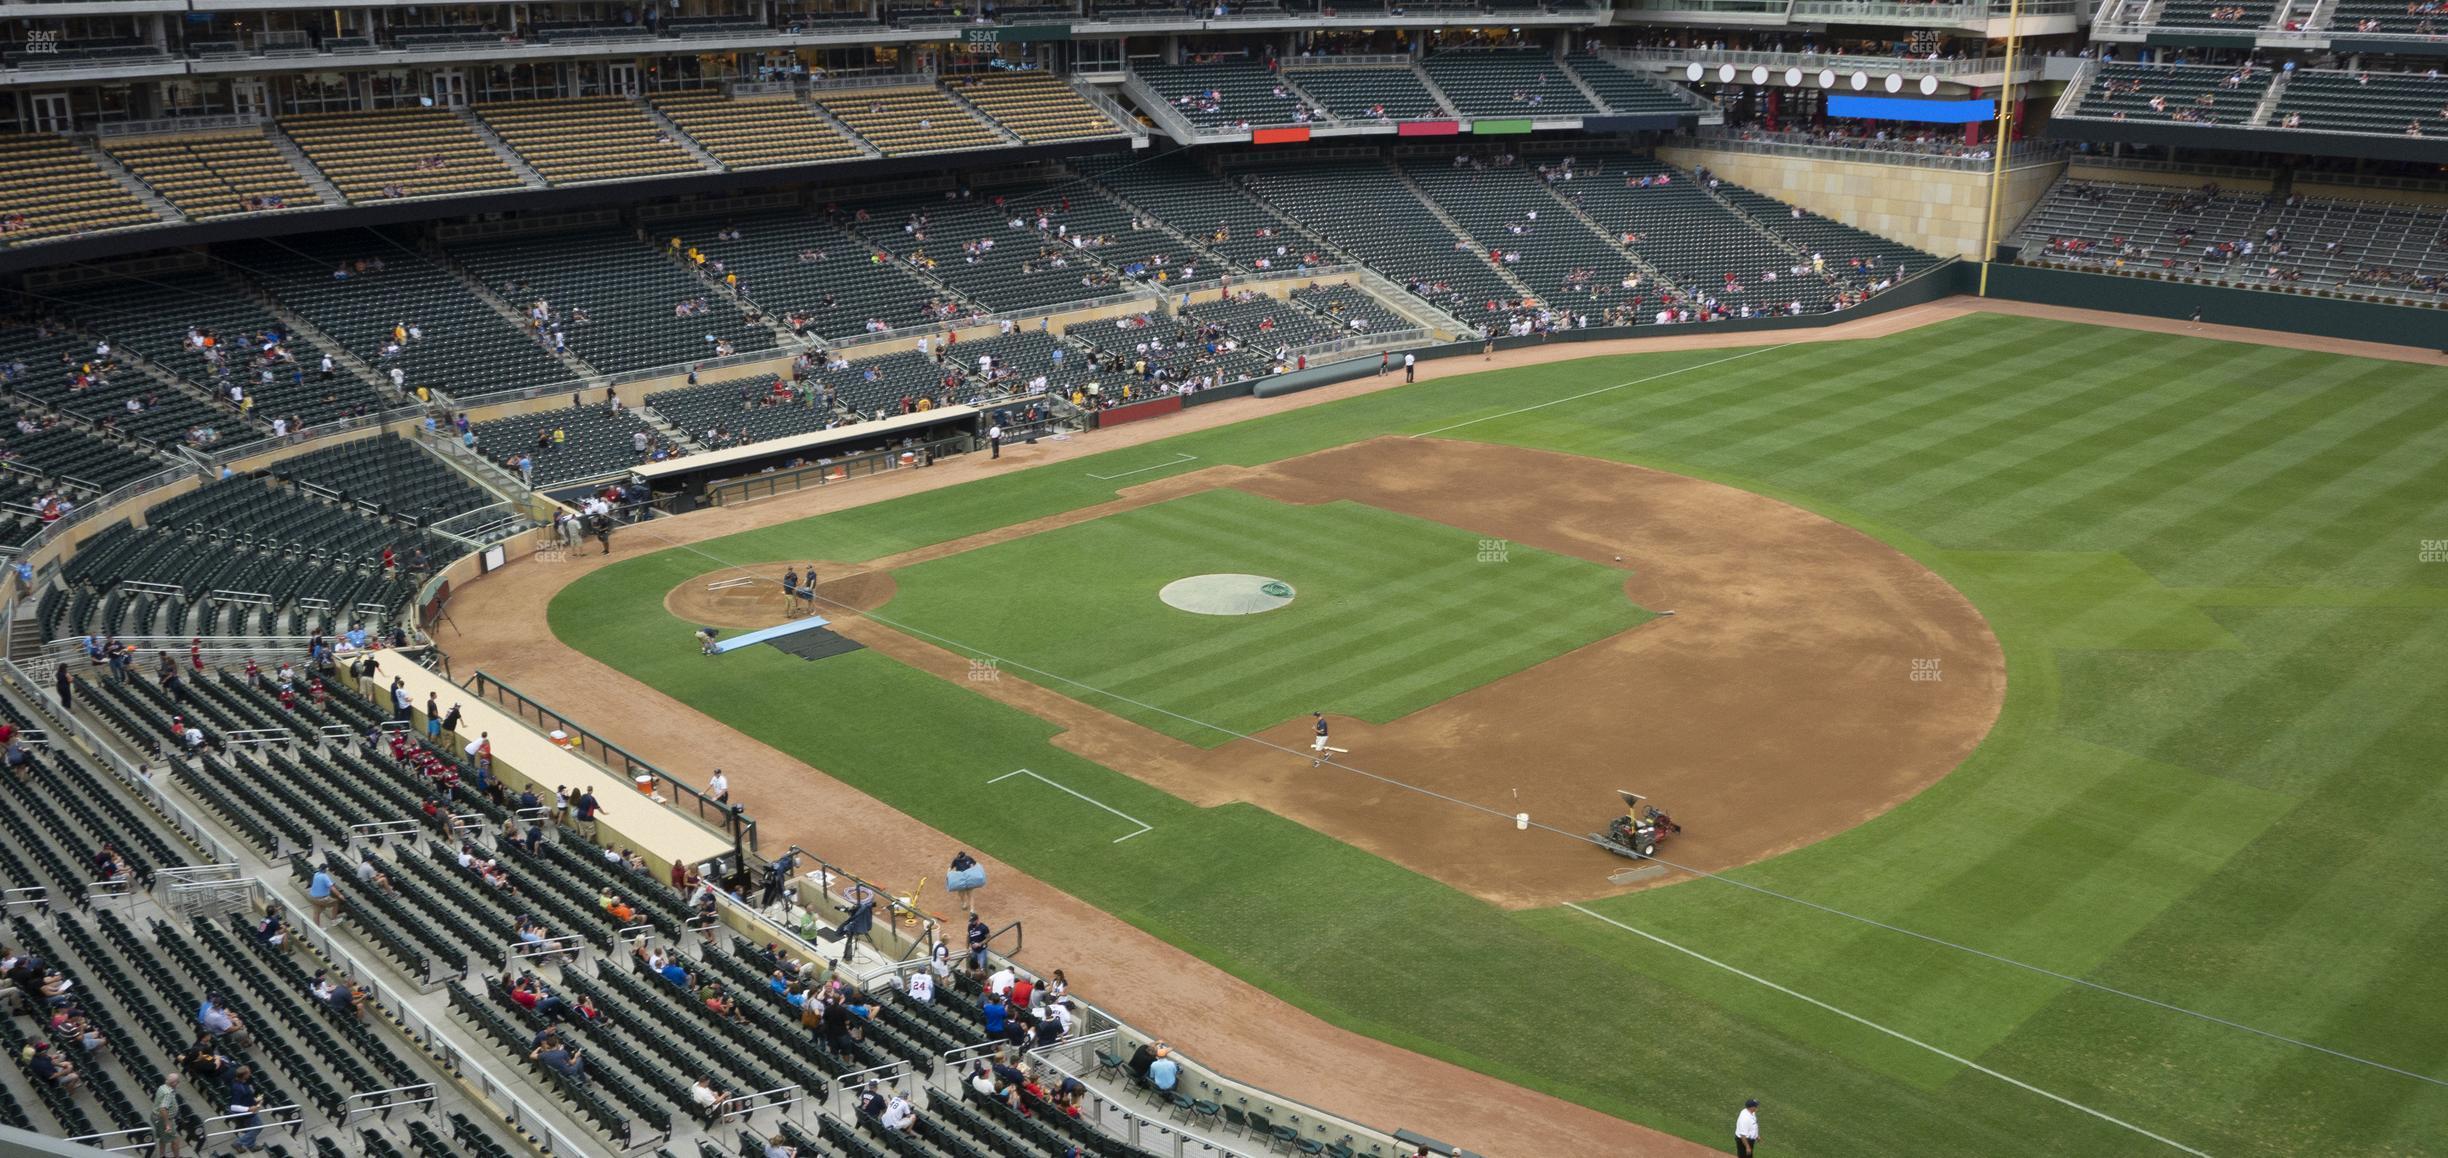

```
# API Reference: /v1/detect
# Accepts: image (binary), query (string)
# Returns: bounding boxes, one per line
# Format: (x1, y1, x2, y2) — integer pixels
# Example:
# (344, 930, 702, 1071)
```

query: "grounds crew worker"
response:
(1735, 1098, 1760, 1157)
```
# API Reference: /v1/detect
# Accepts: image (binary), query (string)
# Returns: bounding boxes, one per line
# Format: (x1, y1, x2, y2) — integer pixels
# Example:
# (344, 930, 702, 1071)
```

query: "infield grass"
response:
(555, 313, 2448, 1157)
(882, 488, 1650, 745)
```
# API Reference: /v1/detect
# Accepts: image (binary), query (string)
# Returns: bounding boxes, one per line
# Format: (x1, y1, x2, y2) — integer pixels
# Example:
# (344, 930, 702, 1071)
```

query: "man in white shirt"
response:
(706, 768, 729, 804)
(692, 1077, 727, 1122)
(985, 965, 1015, 997)
(905, 971, 934, 1005)
(880, 1091, 916, 1131)
(986, 424, 1003, 460)
(1735, 1098, 1760, 1157)
(1402, 352, 1416, 382)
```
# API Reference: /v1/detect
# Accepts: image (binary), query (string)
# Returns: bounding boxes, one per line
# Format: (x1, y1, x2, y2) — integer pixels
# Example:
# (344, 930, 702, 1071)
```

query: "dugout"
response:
(630, 405, 980, 511)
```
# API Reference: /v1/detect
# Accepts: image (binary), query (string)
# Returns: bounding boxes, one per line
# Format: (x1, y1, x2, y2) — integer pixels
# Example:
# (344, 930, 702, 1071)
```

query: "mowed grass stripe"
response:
(1738, 328, 2174, 484)
(2059, 361, 2447, 572)
(881, 489, 1642, 743)
(1528, 332, 1988, 459)
(2139, 388, 2448, 587)
(1650, 322, 2082, 469)
(1919, 355, 2387, 549)
(1858, 342, 2294, 532)
(1808, 336, 2265, 506)
(1071, 498, 1517, 687)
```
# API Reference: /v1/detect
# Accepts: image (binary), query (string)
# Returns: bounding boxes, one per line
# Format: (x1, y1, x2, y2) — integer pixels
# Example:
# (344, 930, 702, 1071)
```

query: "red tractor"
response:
(1592, 790, 1681, 860)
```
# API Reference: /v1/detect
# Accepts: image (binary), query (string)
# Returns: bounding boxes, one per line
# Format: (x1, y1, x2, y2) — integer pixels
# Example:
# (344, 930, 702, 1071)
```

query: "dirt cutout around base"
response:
(699, 437, 2006, 910)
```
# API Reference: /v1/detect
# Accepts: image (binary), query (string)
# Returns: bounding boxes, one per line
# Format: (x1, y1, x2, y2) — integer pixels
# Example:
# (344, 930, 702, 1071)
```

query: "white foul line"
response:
(1087, 452, 1198, 481)
(988, 768, 1153, 843)
(1410, 343, 1795, 439)
(1561, 902, 2213, 1157)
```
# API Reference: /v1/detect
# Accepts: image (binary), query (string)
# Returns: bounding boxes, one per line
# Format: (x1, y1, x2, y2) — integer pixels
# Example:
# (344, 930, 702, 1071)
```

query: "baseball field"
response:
(547, 311, 2448, 1156)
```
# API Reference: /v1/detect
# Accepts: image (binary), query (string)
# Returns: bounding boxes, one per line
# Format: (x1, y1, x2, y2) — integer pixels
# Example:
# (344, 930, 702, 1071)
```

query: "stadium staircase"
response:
(635, 98, 728, 172)
(265, 127, 348, 208)
(1391, 163, 1539, 301)
(430, 242, 604, 382)
(453, 108, 550, 188)
(1693, 179, 1812, 265)
(1409, 66, 1467, 119)
(85, 141, 185, 225)
(215, 267, 397, 402)
(801, 97, 887, 160)
(2251, 73, 2291, 128)
(939, 87, 1030, 147)
(1538, 177, 1691, 300)
(1557, 60, 1615, 116)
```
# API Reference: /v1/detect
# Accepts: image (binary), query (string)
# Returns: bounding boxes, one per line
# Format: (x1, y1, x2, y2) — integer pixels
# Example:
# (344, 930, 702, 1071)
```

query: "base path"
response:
(437, 296, 2394, 1157)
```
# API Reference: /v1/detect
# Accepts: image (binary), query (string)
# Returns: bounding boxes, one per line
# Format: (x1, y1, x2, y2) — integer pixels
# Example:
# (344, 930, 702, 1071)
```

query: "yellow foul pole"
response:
(1977, 0, 2028, 297)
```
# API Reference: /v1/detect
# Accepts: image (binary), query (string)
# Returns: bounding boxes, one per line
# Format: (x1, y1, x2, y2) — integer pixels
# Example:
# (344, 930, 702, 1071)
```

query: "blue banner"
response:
(1826, 95, 1997, 124)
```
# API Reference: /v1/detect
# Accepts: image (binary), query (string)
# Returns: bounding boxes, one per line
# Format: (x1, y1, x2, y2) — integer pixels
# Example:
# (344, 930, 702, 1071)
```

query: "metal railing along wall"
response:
(461, 670, 755, 851)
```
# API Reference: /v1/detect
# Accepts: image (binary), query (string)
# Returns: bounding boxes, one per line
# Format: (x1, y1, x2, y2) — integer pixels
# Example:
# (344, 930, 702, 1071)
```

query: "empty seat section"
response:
(1282, 66, 1447, 122)
(102, 131, 321, 220)
(474, 96, 705, 184)
(1422, 49, 1600, 117)
(649, 89, 864, 169)
(813, 87, 1007, 156)
(1132, 60, 1320, 130)
(949, 71, 1123, 143)
(448, 228, 775, 374)
(224, 232, 572, 399)
(278, 107, 524, 202)
(0, 135, 160, 244)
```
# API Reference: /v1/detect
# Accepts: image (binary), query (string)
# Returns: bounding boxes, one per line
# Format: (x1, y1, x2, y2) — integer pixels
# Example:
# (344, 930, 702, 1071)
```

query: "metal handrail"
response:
(252, 884, 586, 1154)
(461, 670, 750, 848)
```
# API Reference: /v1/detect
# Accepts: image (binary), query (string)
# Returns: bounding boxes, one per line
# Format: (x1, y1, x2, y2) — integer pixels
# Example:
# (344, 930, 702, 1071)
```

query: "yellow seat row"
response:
(950, 72, 1121, 144)
(649, 89, 864, 170)
(814, 86, 1007, 156)
(104, 132, 320, 220)
(474, 96, 703, 185)
(0, 135, 160, 243)
(279, 107, 525, 202)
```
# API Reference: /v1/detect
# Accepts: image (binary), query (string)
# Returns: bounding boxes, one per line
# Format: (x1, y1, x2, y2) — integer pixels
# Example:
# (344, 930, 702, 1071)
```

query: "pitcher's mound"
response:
(1160, 574, 1295, 616)
(665, 562, 897, 631)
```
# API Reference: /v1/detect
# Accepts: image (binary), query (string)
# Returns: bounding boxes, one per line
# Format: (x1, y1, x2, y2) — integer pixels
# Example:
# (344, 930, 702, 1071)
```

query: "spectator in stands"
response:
(764, 1135, 797, 1158)
(227, 1088, 266, 1151)
(530, 1035, 586, 1083)
(905, 967, 934, 1006)
(24, 1040, 80, 1092)
(692, 1076, 730, 1123)
(573, 787, 605, 841)
(180, 1037, 234, 1083)
(153, 1074, 184, 1158)
(308, 865, 341, 927)
(881, 1088, 917, 1132)
(354, 850, 393, 894)
(967, 911, 990, 972)
(196, 994, 249, 1045)
(1148, 1046, 1180, 1092)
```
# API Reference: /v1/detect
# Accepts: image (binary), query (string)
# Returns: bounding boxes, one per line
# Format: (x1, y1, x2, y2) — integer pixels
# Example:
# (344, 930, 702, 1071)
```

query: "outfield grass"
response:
(554, 314, 2448, 1156)
(881, 488, 1650, 745)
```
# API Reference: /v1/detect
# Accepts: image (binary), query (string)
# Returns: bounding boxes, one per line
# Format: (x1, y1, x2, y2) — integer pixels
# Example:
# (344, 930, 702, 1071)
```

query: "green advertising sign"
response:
(1472, 118, 1535, 135)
